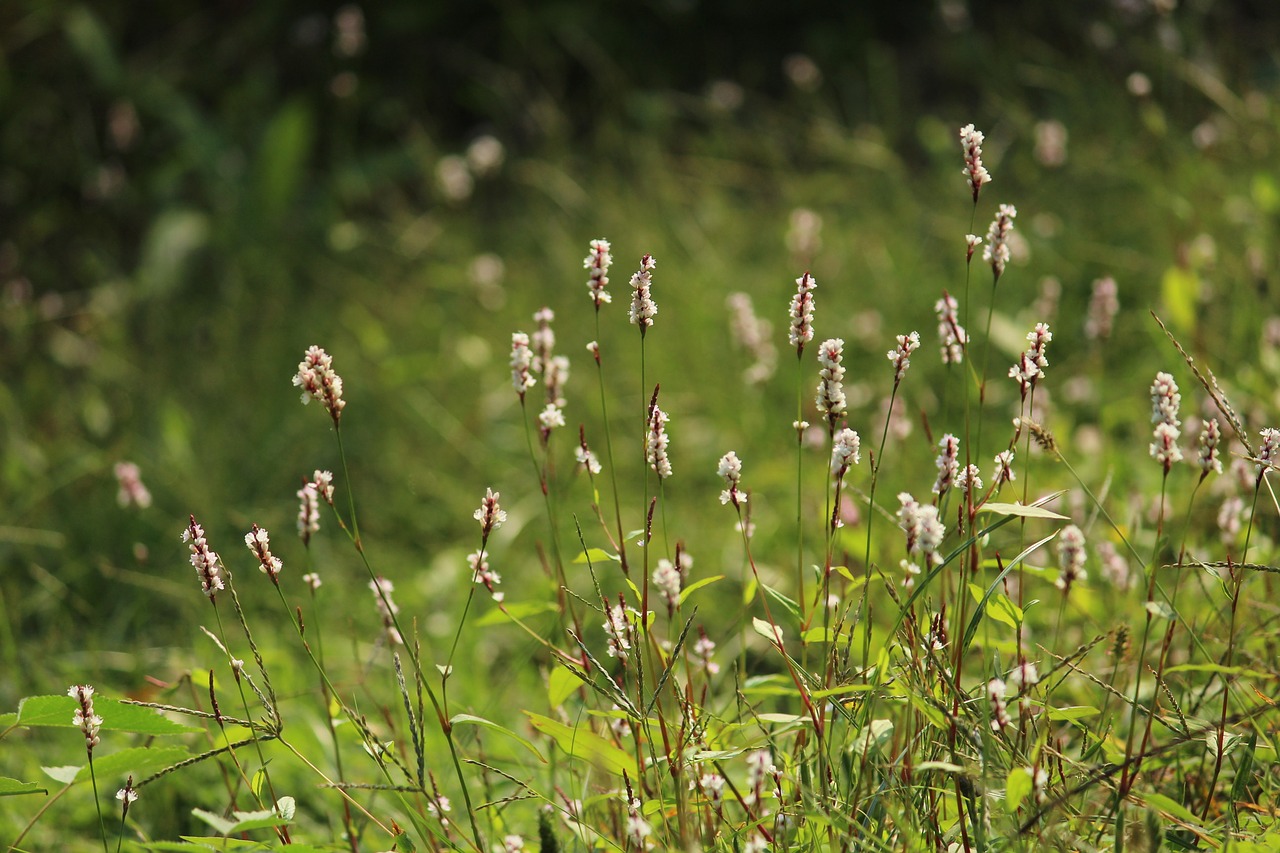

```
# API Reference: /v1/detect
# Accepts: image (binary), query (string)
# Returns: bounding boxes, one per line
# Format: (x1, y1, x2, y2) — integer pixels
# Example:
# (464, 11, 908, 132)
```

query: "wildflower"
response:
(718, 451, 746, 508)
(531, 307, 555, 372)
(469, 550, 502, 593)
(301, 572, 322, 591)
(503, 835, 524, 853)
(292, 345, 346, 425)
(583, 238, 613, 308)
(956, 463, 983, 495)
(815, 338, 847, 431)
(1009, 659, 1040, 692)
(887, 331, 921, 384)
(925, 610, 948, 652)
(576, 428, 602, 474)
(369, 577, 403, 645)
(935, 292, 967, 364)
(646, 392, 672, 479)
(982, 204, 1018, 281)
(510, 333, 536, 398)
(1257, 428, 1280, 480)
(183, 516, 224, 599)
(586, 340, 600, 362)
(68, 684, 102, 754)
(538, 403, 566, 438)
(628, 254, 657, 333)
(1085, 276, 1119, 341)
(693, 629, 720, 674)
(116, 777, 138, 816)
(988, 678, 1011, 732)
(1055, 524, 1087, 594)
(831, 428, 861, 477)
(544, 355, 569, 408)
(1150, 372, 1181, 428)
(993, 449, 1016, 486)
(296, 482, 320, 545)
(1198, 418, 1223, 477)
(965, 234, 982, 262)
(933, 434, 960, 496)
(312, 470, 335, 503)
(653, 558, 681, 611)
(694, 771, 726, 805)
(1218, 495, 1246, 544)
(603, 599, 632, 660)
(1097, 541, 1132, 590)
(245, 524, 283, 583)
(897, 493, 945, 588)
(625, 797, 653, 848)
(727, 292, 777, 384)
(745, 749, 777, 806)
(960, 124, 991, 202)
(744, 838, 769, 853)
(1028, 765, 1050, 804)
(426, 794, 451, 821)
(474, 487, 507, 540)
(788, 272, 817, 354)
(1150, 422, 1183, 472)
(1009, 323, 1052, 397)
(113, 462, 152, 509)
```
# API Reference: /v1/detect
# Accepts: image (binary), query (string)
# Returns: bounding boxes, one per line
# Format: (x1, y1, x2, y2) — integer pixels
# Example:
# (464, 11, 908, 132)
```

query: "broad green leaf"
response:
(751, 617, 785, 644)
(742, 576, 758, 605)
(17, 695, 200, 735)
(757, 713, 807, 726)
(801, 627, 834, 643)
(905, 692, 949, 730)
(850, 719, 893, 756)
(914, 761, 963, 774)
(574, 547, 617, 565)
(450, 714, 546, 763)
(0, 712, 17, 727)
(524, 712, 636, 777)
(968, 583, 1022, 629)
(474, 601, 556, 627)
(548, 667, 585, 708)
(980, 502, 1068, 520)
(678, 575, 725, 605)
(761, 584, 801, 621)
(42, 765, 81, 784)
(1141, 791, 1205, 827)
(1046, 706, 1100, 722)
(0, 776, 46, 796)
(1005, 767, 1033, 813)
(1145, 601, 1175, 620)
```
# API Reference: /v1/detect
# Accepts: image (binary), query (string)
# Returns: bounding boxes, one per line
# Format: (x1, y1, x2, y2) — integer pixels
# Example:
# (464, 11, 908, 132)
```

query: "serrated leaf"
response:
(548, 667, 585, 708)
(980, 502, 1068, 520)
(450, 714, 546, 763)
(17, 695, 200, 735)
(678, 575, 724, 605)
(0, 776, 46, 796)
(1006, 767, 1033, 813)
(524, 712, 636, 777)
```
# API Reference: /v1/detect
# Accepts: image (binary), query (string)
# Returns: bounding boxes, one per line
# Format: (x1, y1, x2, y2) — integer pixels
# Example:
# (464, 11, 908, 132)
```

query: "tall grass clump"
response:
(5, 119, 1280, 853)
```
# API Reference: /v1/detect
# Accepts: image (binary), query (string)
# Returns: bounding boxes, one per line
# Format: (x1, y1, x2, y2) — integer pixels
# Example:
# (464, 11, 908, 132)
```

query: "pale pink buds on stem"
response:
(1149, 372, 1183, 473)
(988, 679, 1011, 732)
(292, 345, 346, 426)
(646, 386, 672, 480)
(1009, 323, 1052, 399)
(932, 434, 960, 498)
(897, 492, 945, 588)
(69, 684, 102, 754)
(113, 461, 152, 508)
(1055, 524, 1087, 595)
(718, 451, 746, 509)
(474, 487, 506, 543)
(628, 254, 657, 334)
(297, 483, 320, 546)
(1257, 428, 1280, 482)
(982, 204, 1017, 282)
(815, 338, 847, 434)
(576, 426, 602, 475)
(183, 515, 225, 600)
(960, 124, 991, 203)
(887, 331, 921, 385)
(369, 576, 403, 645)
(935, 292, 967, 364)
(116, 776, 138, 816)
(965, 234, 982, 263)
(1198, 418, 1223, 478)
(510, 332, 536, 400)
(789, 272, 817, 356)
(993, 449, 1016, 487)
(603, 595, 632, 661)
(830, 428, 861, 479)
(245, 524, 283, 584)
(1085, 276, 1119, 341)
(584, 238, 613, 308)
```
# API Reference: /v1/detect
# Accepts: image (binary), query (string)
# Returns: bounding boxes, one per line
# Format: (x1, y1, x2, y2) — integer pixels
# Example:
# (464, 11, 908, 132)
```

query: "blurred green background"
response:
(4, 0, 1280, 840)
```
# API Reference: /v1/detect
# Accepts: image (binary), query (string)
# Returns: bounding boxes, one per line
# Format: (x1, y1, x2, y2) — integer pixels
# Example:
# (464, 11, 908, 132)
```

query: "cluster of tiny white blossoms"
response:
(625, 796, 654, 849)
(510, 332, 536, 398)
(960, 123, 991, 202)
(1257, 428, 1280, 480)
(1098, 540, 1132, 590)
(934, 292, 966, 364)
(1198, 418, 1223, 477)
(575, 429, 602, 474)
(815, 338, 847, 432)
(292, 345, 346, 425)
(932, 434, 960, 496)
(896, 493, 946, 587)
(296, 469, 334, 546)
(628, 254, 657, 332)
(788, 272, 816, 354)
(1085, 276, 1120, 341)
(965, 233, 982, 262)
(646, 397, 672, 480)
(113, 461, 152, 509)
(1149, 371, 1183, 472)
(693, 770, 726, 807)
(717, 451, 746, 508)
(693, 628, 720, 674)
(831, 428, 861, 477)
(245, 524, 283, 583)
(183, 515, 224, 599)
(726, 292, 777, 384)
(68, 684, 102, 754)
(653, 558, 682, 612)
(887, 331, 921, 385)
(744, 748, 779, 808)
(469, 550, 502, 599)
(955, 463, 983, 496)
(987, 678, 1011, 732)
(583, 238, 613, 308)
(1009, 323, 1052, 397)
(474, 487, 506, 541)
(982, 203, 1018, 280)
(369, 576, 403, 645)
(603, 599, 632, 661)
(1055, 523, 1088, 594)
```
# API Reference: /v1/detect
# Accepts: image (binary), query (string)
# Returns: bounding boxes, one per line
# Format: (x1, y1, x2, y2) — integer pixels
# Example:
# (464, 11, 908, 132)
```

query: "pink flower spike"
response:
(292, 345, 346, 425)
(788, 272, 817, 354)
(628, 254, 658, 333)
(244, 524, 283, 583)
(68, 684, 103, 753)
(183, 515, 225, 600)
(982, 204, 1017, 281)
(474, 488, 507, 539)
(583, 239, 613, 308)
(113, 461, 152, 509)
(960, 124, 991, 202)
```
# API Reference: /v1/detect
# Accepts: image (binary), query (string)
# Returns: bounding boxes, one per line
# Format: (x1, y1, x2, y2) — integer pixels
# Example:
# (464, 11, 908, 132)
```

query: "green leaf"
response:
(850, 720, 893, 756)
(801, 627, 835, 643)
(1164, 663, 1275, 678)
(761, 584, 801, 621)
(678, 575, 724, 605)
(757, 713, 807, 726)
(548, 667, 585, 708)
(980, 502, 1068, 520)
(0, 776, 46, 797)
(742, 576, 758, 605)
(1046, 706, 1100, 722)
(177, 836, 266, 850)
(967, 583, 1022, 629)
(253, 100, 314, 224)
(1005, 767, 1033, 813)
(914, 761, 963, 774)
(83, 747, 192, 782)
(450, 714, 546, 763)
(751, 617, 785, 644)
(17, 695, 201, 734)
(524, 712, 636, 778)
(42, 765, 81, 784)
(1145, 601, 1175, 620)
(1141, 791, 1205, 827)
(810, 683, 873, 700)
(574, 548, 617, 565)
(474, 601, 557, 627)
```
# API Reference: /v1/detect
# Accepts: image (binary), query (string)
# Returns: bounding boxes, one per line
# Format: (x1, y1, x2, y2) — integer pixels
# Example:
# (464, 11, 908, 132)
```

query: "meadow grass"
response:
(5, 36, 1280, 851)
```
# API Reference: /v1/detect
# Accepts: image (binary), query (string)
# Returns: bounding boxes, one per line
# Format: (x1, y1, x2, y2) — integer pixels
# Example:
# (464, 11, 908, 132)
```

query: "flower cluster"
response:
(887, 331, 921, 384)
(292, 345, 346, 425)
(1085, 276, 1120, 341)
(831, 428, 861, 478)
(993, 449, 1016, 486)
(245, 524, 283, 583)
(510, 332, 536, 398)
(653, 558, 682, 612)
(183, 516, 225, 599)
(693, 628, 720, 674)
(934, 292, 967, 364)
(932, 434, 960, 496)
(726, 292, 777, 384)
(603, 598, 632, 660)
(897, 493, 946, 587)
(788, 272, 816, 353)
(1198, 418, 1223, 477)
(982, 204, 1018, 281)
(646, 392, 672, 480)
(1149, 371, 1182, 472)
(988, 678, 1011, 732)
(1055, 524, 1088, 595)
(69, 684, 102, 754)
(469, 550, 502, 599)
(815, 338, 847, 431)
(628, 254, 657, 332)
(956, 463, 983, 495)
(717, 451, 746, 508)
(960, 123, 991, 202)
(1009, 323, 1052, 397)
(474, 487, 506, 540)
(369, 576, 403, 645)
(1258, 428, 1280, 480)
(576, 428, 602, 474)
(113, 461, 152, 509)
(583, 238, 612, 308)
